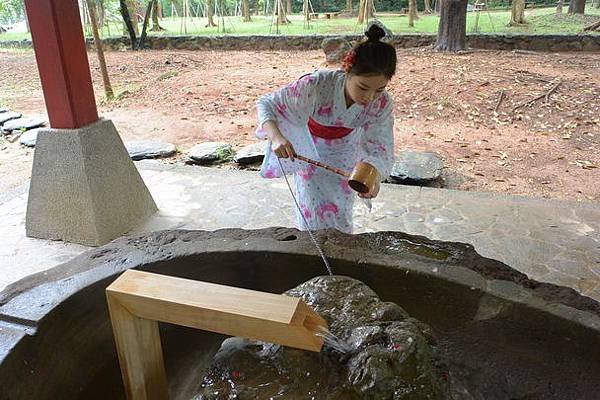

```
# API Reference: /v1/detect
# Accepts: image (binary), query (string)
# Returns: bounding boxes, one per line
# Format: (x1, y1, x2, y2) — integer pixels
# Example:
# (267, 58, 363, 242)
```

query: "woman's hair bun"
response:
(365, 24, 385, 42)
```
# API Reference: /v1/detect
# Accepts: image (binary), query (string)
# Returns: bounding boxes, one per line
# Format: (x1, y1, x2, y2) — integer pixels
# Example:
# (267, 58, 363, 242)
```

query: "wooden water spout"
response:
(106, 270, 328, 400)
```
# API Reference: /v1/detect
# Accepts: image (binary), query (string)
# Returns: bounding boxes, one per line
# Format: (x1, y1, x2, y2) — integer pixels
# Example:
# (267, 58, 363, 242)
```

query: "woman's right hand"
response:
(271, 130, 296, 160)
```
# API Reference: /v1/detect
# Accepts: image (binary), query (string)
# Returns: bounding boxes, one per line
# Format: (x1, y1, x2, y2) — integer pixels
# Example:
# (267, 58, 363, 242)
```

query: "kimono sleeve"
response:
(256, 71, 320, 134)
(255, 72, 323, 179)
(358, 94, 395, 179)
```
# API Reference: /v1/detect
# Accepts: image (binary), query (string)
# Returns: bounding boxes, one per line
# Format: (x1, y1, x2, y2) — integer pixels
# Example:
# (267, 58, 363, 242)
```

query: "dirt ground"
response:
(1, 48, 598, 201)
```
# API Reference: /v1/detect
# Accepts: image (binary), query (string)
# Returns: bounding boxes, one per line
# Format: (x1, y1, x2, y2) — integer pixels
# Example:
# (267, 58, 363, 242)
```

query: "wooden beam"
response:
(106, 270, 327, 400)
(23, 0, 98, 129)
(106, 294, 168, 400)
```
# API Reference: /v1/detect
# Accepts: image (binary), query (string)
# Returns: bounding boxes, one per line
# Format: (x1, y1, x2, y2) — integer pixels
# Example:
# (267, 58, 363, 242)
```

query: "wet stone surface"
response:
(193, 275, 452, 399)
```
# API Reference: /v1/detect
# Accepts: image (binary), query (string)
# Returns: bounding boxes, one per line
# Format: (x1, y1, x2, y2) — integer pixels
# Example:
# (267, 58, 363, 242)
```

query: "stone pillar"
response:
(23, 0, 157, 246)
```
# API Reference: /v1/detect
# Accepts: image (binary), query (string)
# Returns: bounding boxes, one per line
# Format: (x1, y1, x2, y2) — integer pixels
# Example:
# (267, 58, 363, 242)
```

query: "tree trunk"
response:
(556, 0, 563, 13)
(409, 0, 418, 26)
(86, 0, 114, 99)
(137, 0, 153, 49)
(277, 0, 289, 23)
(510, 0, 526, 25)
(567, 0, 585, 14)
(206, 0, 217, 26)
(287, 0, 292, 14)
(242, 0, 252, 21)
(119, 0, 137, 49)
(358, 0, 365, 22)
(435, 0, 441, 13)
(424, 0, 433, 13)
(346, 0, 353, 12)
(151, 0, 165, 30)
(97, 0, 105, 27)
(434, 0, 468, 52)
(125, 0, 139, 35)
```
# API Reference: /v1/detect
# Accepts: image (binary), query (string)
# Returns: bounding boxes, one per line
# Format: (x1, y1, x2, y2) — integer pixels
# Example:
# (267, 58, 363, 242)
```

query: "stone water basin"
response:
(0, 228, 598, 399)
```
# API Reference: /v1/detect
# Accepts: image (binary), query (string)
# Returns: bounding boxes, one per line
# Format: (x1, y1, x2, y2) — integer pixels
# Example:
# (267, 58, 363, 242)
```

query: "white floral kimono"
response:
(256, 69, 395, 233)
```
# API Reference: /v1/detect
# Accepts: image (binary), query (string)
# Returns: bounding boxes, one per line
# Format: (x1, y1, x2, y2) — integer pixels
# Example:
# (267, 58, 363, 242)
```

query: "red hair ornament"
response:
(342, 50, 356, 73)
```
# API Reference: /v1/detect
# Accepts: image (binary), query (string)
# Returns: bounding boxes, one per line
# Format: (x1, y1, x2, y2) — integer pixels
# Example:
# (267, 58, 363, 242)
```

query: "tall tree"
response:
(424, 0, 433, 13)
(97, 0, 105, 27)
(509, 0, 526, 25)
(556, 0, 563, 13)
(85, 0, 114, 100)
(567, 0, 585, 14)
(119, 0, 137, 49)
(358, 0, 365, 22)
(206, 0, 217, 26)
(125, 0, 139, 35)
(242, 0, 251, 21)
(357, 0, 373, 23)
(137, 0, 153, 49)
(346, 0, 353, 12)
(277, 0, 289, 23)
(287, 0, 292, 14)
(434, 0, 468, 52)
(408, 0, 418, 26)
(151, 0, 165, 30)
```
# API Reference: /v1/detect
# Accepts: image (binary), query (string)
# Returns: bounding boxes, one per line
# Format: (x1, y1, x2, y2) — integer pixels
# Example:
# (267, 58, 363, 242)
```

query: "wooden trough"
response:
(106, 270, 327, 400)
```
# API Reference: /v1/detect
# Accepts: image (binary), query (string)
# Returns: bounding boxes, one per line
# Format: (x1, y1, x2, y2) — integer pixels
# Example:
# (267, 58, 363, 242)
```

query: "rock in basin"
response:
(194, 275, 449, 399)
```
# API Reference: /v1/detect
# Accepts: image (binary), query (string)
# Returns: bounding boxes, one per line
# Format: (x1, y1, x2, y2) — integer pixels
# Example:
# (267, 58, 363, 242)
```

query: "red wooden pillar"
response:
(23, 0, 98, 129)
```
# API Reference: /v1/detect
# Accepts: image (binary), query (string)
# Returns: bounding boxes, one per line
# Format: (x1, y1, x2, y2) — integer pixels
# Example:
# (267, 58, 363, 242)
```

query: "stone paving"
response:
(1, 161, 599, 301)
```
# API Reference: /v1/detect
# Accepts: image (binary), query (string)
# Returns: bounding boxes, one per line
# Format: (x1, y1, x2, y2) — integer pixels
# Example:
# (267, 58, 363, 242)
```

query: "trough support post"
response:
(106, 293, 169, 400)
(106, 270, 327, 400)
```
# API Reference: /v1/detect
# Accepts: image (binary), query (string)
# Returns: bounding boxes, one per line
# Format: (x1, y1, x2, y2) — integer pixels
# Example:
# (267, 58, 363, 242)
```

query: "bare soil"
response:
(0, 48, 598, 201)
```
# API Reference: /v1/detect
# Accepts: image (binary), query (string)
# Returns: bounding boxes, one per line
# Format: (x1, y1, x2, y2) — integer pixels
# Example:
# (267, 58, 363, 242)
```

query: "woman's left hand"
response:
(358, 180, 380, 199)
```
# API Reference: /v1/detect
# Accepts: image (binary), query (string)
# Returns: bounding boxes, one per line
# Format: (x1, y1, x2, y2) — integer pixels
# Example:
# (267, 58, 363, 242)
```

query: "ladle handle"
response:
(294, 155, 350, 178)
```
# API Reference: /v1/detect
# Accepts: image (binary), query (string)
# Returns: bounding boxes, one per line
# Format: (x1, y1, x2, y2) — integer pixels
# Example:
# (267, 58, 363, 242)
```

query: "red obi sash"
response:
(308, 117, 352, 140)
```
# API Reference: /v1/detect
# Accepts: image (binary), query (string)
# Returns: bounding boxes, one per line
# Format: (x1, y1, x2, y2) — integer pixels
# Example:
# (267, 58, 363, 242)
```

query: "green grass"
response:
(0, 31, 30, 41)
(1, 7, 599, 42)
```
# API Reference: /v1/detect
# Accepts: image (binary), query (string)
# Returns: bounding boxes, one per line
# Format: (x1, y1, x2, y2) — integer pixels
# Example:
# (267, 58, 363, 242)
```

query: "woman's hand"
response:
(271, 132, 296, 160)
(264, 121, 296, 160)
(358, 180, 380, 199)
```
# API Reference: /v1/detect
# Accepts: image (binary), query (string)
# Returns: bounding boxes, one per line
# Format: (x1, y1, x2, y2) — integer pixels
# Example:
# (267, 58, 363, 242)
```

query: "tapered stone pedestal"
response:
(26, 118, 157, 246)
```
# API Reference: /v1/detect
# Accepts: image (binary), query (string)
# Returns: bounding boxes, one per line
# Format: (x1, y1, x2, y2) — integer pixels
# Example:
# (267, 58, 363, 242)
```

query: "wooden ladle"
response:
(294, 155, 379, 194)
